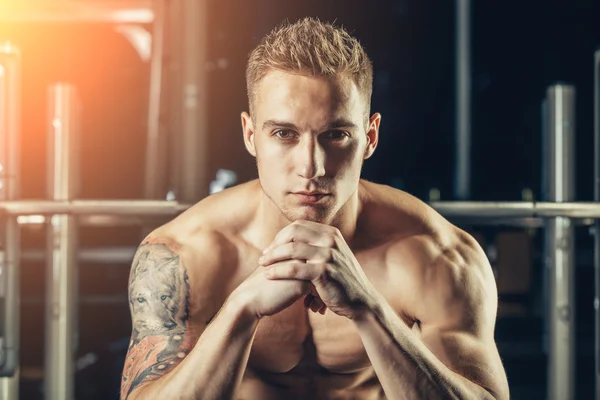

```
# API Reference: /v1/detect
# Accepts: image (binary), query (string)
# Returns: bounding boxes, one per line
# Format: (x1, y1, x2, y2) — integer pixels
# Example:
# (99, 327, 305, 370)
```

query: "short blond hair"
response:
(246, 17, 373, 119)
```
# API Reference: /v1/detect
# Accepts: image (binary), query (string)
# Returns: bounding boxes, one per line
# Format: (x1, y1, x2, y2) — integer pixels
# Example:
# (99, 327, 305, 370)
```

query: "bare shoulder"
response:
(167, 180, 261, 236)
(361, 180, 496, 328)
(388, 215, 496, 331)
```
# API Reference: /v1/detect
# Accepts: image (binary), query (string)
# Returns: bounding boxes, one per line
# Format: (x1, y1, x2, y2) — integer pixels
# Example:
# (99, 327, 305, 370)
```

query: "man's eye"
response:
(325, 131, 347, 140)
(137, 297, 145, 303)
(274, 130, 295, 139)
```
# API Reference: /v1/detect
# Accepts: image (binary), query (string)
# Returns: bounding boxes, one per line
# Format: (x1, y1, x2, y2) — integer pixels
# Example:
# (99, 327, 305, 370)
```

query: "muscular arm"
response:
(353, 233, 509, 400)
(120, 235, 259, 400)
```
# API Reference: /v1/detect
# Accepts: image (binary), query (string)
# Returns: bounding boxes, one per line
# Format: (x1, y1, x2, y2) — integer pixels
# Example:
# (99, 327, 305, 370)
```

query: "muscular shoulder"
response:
(392, 225, 497, 333)
(166, 180, 261, 237)
(358, 180, 441, 239)
(363, 182, 497, 331)
(133, 226, 239, 327)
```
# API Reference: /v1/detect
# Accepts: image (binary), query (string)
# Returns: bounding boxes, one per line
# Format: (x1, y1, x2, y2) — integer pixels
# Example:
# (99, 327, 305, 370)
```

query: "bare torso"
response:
(162, 179, 454, 400)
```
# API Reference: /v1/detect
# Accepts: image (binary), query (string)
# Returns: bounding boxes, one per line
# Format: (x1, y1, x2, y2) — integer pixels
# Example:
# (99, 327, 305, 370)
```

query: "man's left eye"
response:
(325, 131, 347, 140)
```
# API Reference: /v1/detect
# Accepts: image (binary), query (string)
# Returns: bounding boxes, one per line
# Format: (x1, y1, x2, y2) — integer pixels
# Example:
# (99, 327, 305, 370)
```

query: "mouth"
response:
(292, 192, 330, 204)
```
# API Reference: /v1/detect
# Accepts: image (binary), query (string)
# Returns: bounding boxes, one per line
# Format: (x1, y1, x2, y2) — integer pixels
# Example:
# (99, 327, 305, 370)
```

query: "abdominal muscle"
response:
(235, 365, 386, 400)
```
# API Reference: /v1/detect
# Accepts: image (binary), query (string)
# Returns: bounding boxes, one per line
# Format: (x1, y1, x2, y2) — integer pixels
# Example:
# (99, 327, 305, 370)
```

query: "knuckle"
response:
(326, 234, 337, 248)
(291, 224, 301, 237)
(289, 263, 299, 276)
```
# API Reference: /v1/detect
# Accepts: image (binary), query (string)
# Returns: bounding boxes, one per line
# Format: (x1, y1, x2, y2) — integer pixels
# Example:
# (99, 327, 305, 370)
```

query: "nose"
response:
(296, 136, 326, 179)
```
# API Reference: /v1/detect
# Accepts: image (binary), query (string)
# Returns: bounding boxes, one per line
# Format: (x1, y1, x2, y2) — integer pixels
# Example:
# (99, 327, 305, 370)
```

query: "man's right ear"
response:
(241, 112, 257, 157)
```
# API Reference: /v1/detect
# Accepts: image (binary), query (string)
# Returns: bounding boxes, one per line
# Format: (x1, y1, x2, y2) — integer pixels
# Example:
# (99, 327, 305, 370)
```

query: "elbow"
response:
(478, 386, 509, 400)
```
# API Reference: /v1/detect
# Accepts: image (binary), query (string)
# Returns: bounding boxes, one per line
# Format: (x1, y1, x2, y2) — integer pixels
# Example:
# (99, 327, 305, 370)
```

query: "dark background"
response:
(1, 0, 599, 398)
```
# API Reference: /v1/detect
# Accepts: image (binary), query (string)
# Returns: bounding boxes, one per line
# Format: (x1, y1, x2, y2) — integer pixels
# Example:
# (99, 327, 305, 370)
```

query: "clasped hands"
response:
(259, 220, 375, 320)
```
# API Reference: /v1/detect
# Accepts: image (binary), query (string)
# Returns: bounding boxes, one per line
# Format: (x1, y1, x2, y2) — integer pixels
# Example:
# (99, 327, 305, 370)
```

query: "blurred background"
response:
(0, 0, 599, 399)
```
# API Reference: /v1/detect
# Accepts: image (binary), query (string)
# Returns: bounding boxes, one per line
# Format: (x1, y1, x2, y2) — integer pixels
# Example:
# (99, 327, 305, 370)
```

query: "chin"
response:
(280, 204, 334, 224)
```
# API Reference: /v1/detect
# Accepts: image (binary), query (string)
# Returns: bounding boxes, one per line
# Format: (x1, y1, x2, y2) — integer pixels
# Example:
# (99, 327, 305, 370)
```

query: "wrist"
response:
(226, 290, 261, 327)
(352, 292, 385, 323)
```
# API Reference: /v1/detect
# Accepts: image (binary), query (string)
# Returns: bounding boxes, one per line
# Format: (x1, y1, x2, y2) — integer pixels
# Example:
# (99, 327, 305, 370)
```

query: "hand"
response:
(231, 265, 313, 320)
(259, 220, 376, 320)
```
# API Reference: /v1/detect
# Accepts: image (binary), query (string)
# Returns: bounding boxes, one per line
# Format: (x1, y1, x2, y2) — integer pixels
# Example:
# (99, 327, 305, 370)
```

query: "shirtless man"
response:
(120, 17, 510, 400)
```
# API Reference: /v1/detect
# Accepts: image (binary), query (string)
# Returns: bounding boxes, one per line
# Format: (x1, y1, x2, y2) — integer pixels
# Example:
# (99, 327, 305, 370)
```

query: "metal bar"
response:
(23, 295, 127, 306)
(5, 199, 600, 219)
(179, 0, 209, 202)
(0, 199, 190, 216)
(0, 42, 20, 400)
(454, 0, 472, 200)
(167, 0, 183, 198)
(0, 1, 154, 24)
(21, 247, 137, 264)
(144, 0, 167, 199)
(44, 83, 79, 400)
(594, 48, 600, 400)
(430, 201, 600, 219)
(545, 84, 576, 400)
(17, 215, 172, 227)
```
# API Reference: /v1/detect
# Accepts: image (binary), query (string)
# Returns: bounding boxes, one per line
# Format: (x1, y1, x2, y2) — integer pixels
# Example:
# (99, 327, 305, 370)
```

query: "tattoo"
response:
(120, 238, 193, 399)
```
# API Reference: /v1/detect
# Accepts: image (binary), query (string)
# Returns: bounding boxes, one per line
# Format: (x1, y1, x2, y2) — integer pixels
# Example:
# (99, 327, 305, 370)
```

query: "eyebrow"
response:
(262, 118, 359, 131)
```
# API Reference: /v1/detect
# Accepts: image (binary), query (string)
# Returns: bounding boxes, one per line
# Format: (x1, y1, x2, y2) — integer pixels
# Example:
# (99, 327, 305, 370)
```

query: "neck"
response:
(253, 181, 364, 248)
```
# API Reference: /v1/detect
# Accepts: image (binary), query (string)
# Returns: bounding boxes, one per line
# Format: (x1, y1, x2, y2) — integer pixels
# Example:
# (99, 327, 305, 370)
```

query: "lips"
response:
(293, 192, 329, 203)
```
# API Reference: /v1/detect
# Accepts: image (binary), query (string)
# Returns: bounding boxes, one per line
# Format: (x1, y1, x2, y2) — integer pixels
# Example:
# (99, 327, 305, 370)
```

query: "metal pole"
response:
(0, 199, 189, 215)
(144, 0, 167, 199)
(44, 84, 80, 400)
(593, 48, 600, 400)
(21, 246, 137, 264)
(545, 84, 576, 400)
(0, 42, 20, 400)
(179, 0, 209, 202)
(454, 0, 471, 200)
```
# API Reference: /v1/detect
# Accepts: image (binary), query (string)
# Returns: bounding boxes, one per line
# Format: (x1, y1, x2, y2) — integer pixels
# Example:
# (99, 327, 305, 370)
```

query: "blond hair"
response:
(246, 17, 373, 119)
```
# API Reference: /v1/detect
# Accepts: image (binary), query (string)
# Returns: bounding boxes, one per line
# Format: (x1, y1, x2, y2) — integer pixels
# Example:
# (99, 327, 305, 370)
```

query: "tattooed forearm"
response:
(120, 238, 194, 399)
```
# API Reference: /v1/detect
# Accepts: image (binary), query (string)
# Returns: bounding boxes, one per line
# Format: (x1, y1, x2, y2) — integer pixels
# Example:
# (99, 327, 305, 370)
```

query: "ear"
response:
(363, 113, 381, 160)
(241, 112, 257, 157)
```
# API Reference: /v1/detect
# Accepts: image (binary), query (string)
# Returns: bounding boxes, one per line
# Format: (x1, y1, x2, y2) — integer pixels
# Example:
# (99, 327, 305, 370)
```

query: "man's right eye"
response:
(137, 297, 145, 303)
(274, 130, 295, 139)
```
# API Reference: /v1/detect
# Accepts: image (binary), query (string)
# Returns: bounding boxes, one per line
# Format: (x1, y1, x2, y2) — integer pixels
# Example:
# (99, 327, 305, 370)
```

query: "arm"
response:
(353, 234, 509, 400)
(121, 234, 259, 400)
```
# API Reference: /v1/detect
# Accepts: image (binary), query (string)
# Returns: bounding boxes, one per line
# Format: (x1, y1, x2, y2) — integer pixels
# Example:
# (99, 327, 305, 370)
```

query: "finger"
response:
(260, 242, 331, 266)
(264, 261, 325, 282)
(264, 222, 336, 254)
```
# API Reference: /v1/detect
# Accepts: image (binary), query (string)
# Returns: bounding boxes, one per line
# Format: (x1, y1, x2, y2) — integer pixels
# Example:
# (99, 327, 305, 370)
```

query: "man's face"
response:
(242, 70, 379, 224)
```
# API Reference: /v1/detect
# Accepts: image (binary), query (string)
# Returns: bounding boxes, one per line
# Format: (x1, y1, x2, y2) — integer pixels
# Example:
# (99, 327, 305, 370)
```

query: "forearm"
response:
(354, 299, 493, 400)
(131, 296, 259, 400)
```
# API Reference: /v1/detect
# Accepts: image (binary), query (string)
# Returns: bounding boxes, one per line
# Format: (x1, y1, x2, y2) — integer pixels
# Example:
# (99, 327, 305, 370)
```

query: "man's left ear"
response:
(364, 113, 381, 160)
